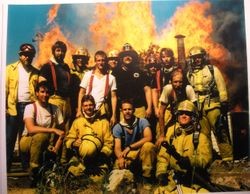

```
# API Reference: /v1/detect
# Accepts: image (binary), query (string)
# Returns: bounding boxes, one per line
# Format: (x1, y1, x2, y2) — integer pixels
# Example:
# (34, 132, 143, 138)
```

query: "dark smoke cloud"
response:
(208, 0, 248, 111)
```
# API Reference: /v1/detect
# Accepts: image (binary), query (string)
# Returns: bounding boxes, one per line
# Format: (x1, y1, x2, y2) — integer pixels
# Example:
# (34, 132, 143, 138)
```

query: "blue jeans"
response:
(6, 114, 18, 171)
(6, 102, 31, 171)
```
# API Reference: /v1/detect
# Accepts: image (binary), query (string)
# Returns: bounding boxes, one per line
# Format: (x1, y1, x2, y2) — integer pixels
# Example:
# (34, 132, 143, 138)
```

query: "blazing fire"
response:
(35, 25, 75, 68)
(36, 1, 232, 72)
(47, 4, 61, 25)
(159, 0, 230, 68)
(89, 1, 156, 53)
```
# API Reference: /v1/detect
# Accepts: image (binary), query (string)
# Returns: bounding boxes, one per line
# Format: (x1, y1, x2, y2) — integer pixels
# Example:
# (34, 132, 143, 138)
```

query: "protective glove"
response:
(177, 156, 191, 170)
(220, 102, 229, 115)
(157, 173, 169, 186)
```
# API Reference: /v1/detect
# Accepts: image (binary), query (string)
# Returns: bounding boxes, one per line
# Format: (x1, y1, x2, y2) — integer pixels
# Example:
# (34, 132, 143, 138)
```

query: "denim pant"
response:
(6, 102, 31, 171)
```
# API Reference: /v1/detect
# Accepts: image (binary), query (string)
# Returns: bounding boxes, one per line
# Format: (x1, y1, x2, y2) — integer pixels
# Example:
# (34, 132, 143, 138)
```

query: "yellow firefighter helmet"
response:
(78, 135, 102, 158)
(73, 47, 90, 58)
(177, 100, 198, 116)
(108, 49, 119, 58)
(189, 46, 206, 58)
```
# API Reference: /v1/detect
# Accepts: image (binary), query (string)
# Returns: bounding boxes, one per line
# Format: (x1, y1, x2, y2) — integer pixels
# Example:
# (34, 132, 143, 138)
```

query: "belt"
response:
(17, 102, 32, 106)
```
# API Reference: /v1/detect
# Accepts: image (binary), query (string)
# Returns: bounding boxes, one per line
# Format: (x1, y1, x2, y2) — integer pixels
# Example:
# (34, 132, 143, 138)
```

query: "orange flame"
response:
(88, 1, 230, 70)
(158, 1, 229, 68)
(35, 25, 75, 68)
(89, 2, 157, 52)
(39, 1, 231, 71)
(47, 4, 60, 25)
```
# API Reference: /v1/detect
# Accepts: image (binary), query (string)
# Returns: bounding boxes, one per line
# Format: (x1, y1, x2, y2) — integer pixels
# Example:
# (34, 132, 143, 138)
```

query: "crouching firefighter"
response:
(19, 81, 65, 187)
(65, 94, 114, 184)
(155, 100, 215, 193)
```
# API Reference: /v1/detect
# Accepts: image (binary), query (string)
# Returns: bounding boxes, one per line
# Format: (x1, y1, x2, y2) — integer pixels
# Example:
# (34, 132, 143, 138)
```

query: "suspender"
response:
(48, 61, 70, 93)
(87, 71, 110, 98)
(33, 102, 38, 125)
(33, 102, 54, 128)
(193, 130, 200, 151)
(118, 118, 140, 148)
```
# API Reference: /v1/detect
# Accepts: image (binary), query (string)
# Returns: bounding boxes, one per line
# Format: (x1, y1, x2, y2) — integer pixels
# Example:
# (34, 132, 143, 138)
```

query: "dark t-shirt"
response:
(112, 66, 149, 108)
(40, 61, 71, 97)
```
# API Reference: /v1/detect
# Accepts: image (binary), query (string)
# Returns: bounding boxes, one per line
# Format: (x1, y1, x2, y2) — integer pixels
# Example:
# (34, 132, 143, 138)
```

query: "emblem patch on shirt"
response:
(133, 72, 140, 78)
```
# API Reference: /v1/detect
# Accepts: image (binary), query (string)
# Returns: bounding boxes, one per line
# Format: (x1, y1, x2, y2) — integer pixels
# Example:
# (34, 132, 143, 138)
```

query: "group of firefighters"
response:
(6, 40, 233, 193)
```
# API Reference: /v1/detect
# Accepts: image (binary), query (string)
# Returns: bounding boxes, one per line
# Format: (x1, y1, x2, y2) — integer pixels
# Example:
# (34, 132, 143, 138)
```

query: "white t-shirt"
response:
(80, 70, 117, 109)
(23, 101, 64, 135)
(159, 84, 197, 105)
(18, 63, 31, 102)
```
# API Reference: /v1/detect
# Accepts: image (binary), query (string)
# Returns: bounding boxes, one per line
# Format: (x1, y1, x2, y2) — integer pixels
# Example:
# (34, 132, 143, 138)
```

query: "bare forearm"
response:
(159, 105, 166, 136)
(152, 88, 159, 110)
(111, 93, 117, 117)
(144, 86, 152, 110)
(77, 88, 85, 113)
(27, 125, 55, 134)
(129, 137, 151, 150)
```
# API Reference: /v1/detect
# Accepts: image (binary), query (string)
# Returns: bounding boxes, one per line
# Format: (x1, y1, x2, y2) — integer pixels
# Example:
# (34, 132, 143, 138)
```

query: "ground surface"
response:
(7, 159, 250, 193)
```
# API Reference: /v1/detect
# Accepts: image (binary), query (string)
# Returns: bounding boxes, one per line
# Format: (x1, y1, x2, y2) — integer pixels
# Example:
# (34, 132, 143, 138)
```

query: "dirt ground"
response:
(7, 159, 250, 193)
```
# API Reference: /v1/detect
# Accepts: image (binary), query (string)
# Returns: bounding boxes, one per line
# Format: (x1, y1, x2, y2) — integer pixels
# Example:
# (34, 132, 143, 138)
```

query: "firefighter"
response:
(107, 49, 119, 72)
(65, 95, 113, 184)
(39, 40, 71, 163)
(159, 48, 180, 89)
(6, 43, 39, 172)
(156, 69, 197, 147)
(155, 100, 212, 193)
(144, 54, 161, 142)
(70, 47, 90, 123)
(186, 46, 233, 161)
(112, 99, 157, 191)
(19, 81, 65, 187)
(112, 43, 152, 120)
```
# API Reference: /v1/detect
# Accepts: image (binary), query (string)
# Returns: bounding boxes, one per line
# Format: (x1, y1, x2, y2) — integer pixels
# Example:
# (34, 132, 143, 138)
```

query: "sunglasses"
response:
(178, 111, 193, 116)
(20, 52, 35, 58)
(108, 57, 118, 61)
(147, 63, 160, 69)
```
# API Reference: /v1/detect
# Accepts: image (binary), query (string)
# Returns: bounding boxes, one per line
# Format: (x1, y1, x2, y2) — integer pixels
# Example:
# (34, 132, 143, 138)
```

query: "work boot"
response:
(142, 176, 153, 191)
(29, 167, 40, 188)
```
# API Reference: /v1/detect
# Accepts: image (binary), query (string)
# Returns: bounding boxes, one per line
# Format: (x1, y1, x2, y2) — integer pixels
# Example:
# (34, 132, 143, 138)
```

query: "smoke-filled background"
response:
(6, 0, 248, 111)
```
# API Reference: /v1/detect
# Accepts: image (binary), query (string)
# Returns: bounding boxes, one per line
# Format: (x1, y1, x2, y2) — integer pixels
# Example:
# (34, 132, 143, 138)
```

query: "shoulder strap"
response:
(33, 102, 37, 125)
(33, 102, 54, 127)
(104, 73, 109, 98)
(118, 123, 126, 149)
(207, 64, 214, 78)
(192, 129, 200, 151)
(88, 71, 110, 98)
(207, 64, 217, 92)
(135, 117, 141, 141)
(49, 61, 57, 92)
(87, 71, 95, 95)
(49, 103, 54, 128)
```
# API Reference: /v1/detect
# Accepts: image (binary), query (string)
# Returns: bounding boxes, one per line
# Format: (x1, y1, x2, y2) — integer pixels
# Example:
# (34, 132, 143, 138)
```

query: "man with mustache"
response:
(112, 43, 152, 120)
(6, 43, 39, 172)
